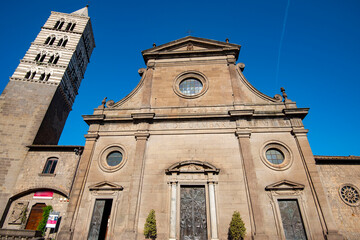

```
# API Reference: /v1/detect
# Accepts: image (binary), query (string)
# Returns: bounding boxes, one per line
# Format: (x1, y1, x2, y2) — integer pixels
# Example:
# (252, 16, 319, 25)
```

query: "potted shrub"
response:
(144, 209, 157, 240)
(228, 211, 246, 240)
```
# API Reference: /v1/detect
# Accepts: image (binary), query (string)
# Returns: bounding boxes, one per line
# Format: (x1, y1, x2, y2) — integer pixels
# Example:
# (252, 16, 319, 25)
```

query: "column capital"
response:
(168, 181, 178, 185)
(207, 181, 218, 185)
(134, 132, 150, 140)
(235, 130, 252, 138)
(84, 133, 99, 140)
(291, 128, 308, 137)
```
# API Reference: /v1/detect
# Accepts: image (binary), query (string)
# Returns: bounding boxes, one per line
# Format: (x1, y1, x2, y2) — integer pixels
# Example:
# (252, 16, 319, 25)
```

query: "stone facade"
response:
(1, 6, 360, 240)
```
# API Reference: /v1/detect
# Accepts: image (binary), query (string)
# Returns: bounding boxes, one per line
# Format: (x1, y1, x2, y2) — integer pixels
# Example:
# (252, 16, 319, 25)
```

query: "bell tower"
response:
(0, 6, 95, 218)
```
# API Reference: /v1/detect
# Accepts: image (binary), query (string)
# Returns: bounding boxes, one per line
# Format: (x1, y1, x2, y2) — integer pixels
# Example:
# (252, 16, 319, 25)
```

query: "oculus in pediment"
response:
(89, 181, 123, 191)
(165, 160, 220, 175)
(265, 180, 304, 191)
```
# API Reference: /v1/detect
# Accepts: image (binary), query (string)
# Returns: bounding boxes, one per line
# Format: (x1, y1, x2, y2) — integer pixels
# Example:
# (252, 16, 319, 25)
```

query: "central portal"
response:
(180, 186, 207, 240)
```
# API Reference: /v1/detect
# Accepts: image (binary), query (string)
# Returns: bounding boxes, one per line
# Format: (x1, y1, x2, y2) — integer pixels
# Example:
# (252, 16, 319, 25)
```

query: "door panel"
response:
(180, 186, 207, 240)
(25, 203, 46, 230)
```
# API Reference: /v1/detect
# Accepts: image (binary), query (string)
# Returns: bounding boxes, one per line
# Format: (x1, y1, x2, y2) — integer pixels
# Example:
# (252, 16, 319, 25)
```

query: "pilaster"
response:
(235, 129, 268, 240)
(292, 129, 343, 239)
(57, 133, 98, 240)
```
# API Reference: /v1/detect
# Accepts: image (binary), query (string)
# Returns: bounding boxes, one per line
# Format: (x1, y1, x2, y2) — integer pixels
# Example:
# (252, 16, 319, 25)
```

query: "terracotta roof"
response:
(314, 155, 360, 164)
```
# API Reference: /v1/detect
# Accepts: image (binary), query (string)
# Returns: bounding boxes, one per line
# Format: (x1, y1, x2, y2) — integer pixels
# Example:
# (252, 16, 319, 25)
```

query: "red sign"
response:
(33, 191, 53, 199)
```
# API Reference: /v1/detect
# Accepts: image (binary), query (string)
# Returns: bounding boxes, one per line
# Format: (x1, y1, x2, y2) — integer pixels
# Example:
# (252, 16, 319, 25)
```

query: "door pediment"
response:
(165, 160, 220, 175)
(89, 181, 123, 191)
(265, 180, 305, 191)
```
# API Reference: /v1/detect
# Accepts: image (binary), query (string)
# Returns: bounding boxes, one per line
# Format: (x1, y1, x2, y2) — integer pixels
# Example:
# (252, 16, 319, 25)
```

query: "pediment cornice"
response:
(265, 180, 305, 191)
(89, 181, 123, 191)
(165, 160, 220, 175)
(142, 36, 240, 63)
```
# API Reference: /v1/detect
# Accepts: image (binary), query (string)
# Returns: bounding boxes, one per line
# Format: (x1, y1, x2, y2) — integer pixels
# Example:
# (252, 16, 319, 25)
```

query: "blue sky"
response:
(0, 0, 359, 156)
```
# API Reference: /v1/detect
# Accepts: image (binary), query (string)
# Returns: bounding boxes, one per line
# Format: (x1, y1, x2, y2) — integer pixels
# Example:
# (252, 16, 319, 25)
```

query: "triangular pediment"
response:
(142, 36, 240, 63)
(89, 181, 123, 191)
(265, 180, 305, 191)
(165, 160, 220, 175)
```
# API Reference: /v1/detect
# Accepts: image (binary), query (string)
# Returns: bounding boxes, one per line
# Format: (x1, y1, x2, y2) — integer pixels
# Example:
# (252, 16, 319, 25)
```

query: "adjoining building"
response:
(0, 6, 359, 240)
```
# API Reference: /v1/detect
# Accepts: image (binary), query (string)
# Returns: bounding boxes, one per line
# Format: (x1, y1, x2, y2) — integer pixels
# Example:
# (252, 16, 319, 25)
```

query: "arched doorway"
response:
(25, 203, 46, 230)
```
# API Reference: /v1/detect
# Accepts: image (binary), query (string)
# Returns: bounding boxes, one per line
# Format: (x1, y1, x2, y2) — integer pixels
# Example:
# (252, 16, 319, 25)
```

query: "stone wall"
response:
(317, 159, 360, 240)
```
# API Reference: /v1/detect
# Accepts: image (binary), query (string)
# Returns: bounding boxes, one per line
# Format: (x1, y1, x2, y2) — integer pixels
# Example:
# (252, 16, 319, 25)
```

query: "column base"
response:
(326, 231, 343, 240)
(252, 233, 269, 240)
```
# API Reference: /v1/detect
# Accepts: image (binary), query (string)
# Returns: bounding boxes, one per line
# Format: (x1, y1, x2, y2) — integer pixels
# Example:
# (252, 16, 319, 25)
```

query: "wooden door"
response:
(25, 203, 46, 230)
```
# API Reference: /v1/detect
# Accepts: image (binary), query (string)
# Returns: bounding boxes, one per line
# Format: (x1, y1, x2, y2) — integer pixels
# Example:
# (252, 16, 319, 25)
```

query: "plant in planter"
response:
(36, 205, 53, 235)
(228, 211, 246, 240)
(144, 209, 157, 240)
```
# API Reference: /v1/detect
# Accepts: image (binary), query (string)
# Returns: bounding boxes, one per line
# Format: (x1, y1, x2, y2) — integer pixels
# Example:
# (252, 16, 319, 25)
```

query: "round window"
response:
(179, 78, 203, 96)
(339, 184, 360, 206)
(260, 142, 293, 171)
(173, 71, 208, 99)
(265, 149, 284, 165)
(106, 151, 123, 166)
(99, 145, 127, 172)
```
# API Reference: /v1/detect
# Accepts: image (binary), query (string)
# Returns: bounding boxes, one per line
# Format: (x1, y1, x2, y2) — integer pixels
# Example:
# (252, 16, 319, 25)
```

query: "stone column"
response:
(208, 181, 218, 240)
(292, 129, 343, 240)
(169, 182, 177, 240)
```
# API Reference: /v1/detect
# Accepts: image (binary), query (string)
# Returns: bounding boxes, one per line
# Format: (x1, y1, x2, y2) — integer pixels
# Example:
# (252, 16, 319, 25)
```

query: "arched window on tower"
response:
(45, 73, 51, 81)
(70, 23, 76, 31)
(53, 55, 60, 64)
(54, 21, 60, 29)
(49, 37, 56, 46)
(35, 53, 41, 61)
(39, 54, 46, 62)
(30, 71, 36, 79)
(54, 19, 65, 30)
(25, 71, 31, 79)
(58, 21, 64, 29)
(39, 73, 45, 81)
(57, 38, 63, 47)
(48, 55, 54, 63)
(44, 37, 51, 45)
(65, 23, 71, 31)
(62, 39, 68, 47)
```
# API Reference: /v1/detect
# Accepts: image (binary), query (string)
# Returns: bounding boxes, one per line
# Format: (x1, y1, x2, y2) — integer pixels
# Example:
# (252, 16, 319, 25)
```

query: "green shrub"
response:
(36, 205, 53, 235)
(228, 211, 246, 240)
(144, 209, 157, 239)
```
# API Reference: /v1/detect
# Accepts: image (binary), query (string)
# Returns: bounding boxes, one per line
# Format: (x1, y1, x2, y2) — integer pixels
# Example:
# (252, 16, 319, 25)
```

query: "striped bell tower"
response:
(0, 6, 95, 222)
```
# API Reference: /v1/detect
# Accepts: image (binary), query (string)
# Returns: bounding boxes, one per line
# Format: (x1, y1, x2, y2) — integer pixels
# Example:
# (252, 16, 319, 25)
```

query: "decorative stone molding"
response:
(265, 180, 305, 191)
(165, 160, 220, 175)
(235, 130, 252, 139)
(134, 132, 150, 141)
(131, 112, 155, 120)
(229, 109, 254, 117)
(89, 181, 124, 192)
(283, 108, 309, 119)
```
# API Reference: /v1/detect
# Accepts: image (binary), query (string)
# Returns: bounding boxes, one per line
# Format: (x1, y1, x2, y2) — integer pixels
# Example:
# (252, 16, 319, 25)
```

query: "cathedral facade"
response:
(0, 7, 359, 240)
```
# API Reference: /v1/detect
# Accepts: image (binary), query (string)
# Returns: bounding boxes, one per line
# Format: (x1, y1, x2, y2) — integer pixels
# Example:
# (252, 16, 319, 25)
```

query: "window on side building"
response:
(42, 157, 58, 174)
